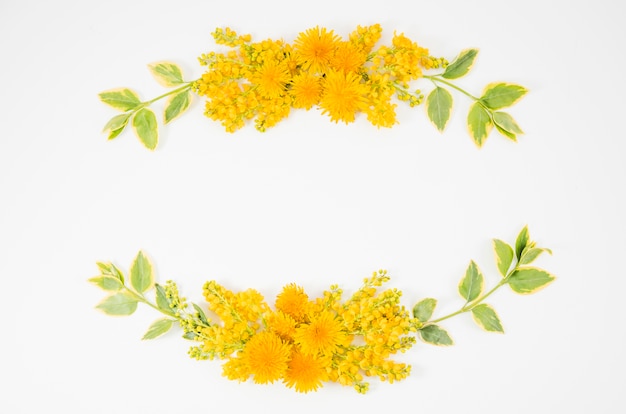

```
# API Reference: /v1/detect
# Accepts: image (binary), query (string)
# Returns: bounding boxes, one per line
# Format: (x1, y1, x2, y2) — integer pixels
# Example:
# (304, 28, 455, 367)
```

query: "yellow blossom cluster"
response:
(193, 25, 445, 132)
(188, 270, 417, 393)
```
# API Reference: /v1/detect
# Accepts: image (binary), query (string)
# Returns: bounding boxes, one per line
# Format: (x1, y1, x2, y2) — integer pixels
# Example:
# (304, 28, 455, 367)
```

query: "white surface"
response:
(1, 0, 625, 412)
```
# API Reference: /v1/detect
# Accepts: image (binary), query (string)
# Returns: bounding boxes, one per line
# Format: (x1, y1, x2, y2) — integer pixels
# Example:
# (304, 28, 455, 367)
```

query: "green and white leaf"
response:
(471, 303, 504, 333)
(96, 292, 138, 316)
(493, 111, 523, 141)
(148, 62, 185, 87)
(142, 318, 174, 340)
(515, 225, 530, 260)
(426, 87, 453, 132)
(442, 48, 479, 79)
(155, 283, 172, 313)
(88, 275, 123, 291)
(164, 90, 191, 124)
(419, 325, 454, 346)
(413, 298, 437, 323)
(459, 260, 484, 303)
(520, 247, 552, 265)
(493, 239, 514, 277)
(102, 113, 132, 140)
(467, 102, 493, 147)
(508, 267, 556, 294)
(99, 88, 142, 112)
(96, 262, 124, 283)
(132, 108, 159, 150)
(480, 83, 527, 110)
(130, 250, 154, 294)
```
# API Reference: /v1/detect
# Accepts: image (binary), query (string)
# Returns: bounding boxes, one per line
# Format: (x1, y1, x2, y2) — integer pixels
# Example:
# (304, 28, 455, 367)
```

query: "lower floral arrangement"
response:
(91, 226, 555, 394)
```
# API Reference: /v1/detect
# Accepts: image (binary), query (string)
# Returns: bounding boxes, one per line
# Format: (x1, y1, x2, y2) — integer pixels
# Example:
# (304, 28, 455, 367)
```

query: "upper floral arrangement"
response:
(100, 24, 527, 150)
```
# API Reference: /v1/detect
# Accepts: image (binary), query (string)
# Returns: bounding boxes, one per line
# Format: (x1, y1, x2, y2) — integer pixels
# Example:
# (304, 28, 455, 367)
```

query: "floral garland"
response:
(94, 25, 550, 394)
(99, 24, 527, 150)
(91, 226, 555, 394)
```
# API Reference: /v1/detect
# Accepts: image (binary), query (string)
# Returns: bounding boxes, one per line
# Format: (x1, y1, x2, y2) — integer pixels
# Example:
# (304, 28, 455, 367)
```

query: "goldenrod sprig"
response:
(412, 225, 555, 346)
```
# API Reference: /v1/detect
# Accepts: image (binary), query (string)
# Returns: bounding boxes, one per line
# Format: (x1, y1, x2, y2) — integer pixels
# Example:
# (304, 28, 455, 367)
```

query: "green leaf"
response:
(458, 260, 484, 303)
(192, 303, 210, 325)
(88, 275, 123, 291)
(515, 225, 530, 260)
(442, 48, 478, 79)
(493, 239, 514, 277)
(142, 318, 174, 340)
(480, 83, 527, 110)
(183, 331, 198, 340)
(413, 298, 437, 323)
(102, 113, 132, 140)
(132, 108, 158, 150)
(467, 102, 492, 147)
(519, 247, 552, 265)
(164, 90, 191, 124)
(508, 267, 556, 294)
(426, 87, 453, 132)
(471, 304, 504, 333)
(130, 251, 154, 294)
(96, 262, 125, 283)
(493, 111, 523, 141)
(155, 283, 171, 312)
(148, 62, 184, 87)
(96, 292, 138, 316)
(99, 88, 142, 112)
(419, 325, 454, 346)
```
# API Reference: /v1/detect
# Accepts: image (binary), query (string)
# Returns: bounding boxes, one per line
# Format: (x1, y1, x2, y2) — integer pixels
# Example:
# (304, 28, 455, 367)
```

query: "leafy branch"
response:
(99, 62, 195, 150)
(413, 225, 555, 346)
(89, 251, 210, 340)
(423, 48, 527, 147)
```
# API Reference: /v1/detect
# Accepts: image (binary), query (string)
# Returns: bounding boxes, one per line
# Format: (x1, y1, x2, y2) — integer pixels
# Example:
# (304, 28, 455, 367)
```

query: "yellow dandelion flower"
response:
(275, 283, 310, 322)
(252, 60, 290, 99)
(330, 42, 366, 74)
(294, 311, 346, 355)
(266, 311, 297, 341)
(293, 26, 340, 74)
(242, 332, 291, 384)
(320, 69, 368, 124)
(283, 349, 328, 393)
(290, 72, 322, 110)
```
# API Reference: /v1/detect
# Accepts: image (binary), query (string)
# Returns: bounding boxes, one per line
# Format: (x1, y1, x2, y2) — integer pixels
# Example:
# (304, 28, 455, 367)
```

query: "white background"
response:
(1, 0, 625, 412)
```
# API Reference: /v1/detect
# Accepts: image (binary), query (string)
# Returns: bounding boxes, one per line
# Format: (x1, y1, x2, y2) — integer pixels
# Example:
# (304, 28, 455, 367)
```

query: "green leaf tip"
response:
(419, 325, 454, 346)
(442, 48, 479, 80)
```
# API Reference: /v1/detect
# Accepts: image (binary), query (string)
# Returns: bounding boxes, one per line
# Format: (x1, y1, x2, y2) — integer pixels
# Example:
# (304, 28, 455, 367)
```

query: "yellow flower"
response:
(283, 349, 328, 393)
(294, 311, 346, 355)
(330, 42, 366, 74)
(266, 311, 297, 341)
(319, 69, 368, 124)
(252, 60, 290, 99)
(275, 283, 310, 322)
(242, 332, 291, 384)
(294, 26, 340, 74)
(290, 72, 322, 110)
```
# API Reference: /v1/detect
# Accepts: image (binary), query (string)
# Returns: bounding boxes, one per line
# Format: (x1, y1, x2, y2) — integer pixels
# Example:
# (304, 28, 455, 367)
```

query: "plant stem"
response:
(423, 75, 480, 101)
(427, 264, 520, 326)
(145, 82, 195, 106)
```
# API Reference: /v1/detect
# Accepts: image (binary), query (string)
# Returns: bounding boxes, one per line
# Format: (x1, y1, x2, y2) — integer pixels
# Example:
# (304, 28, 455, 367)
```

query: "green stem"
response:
(427, 264, 519, 326)
(144, 82, 195, 106)
(123, 286, 173, 317)
(423, 75, 480, 101)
